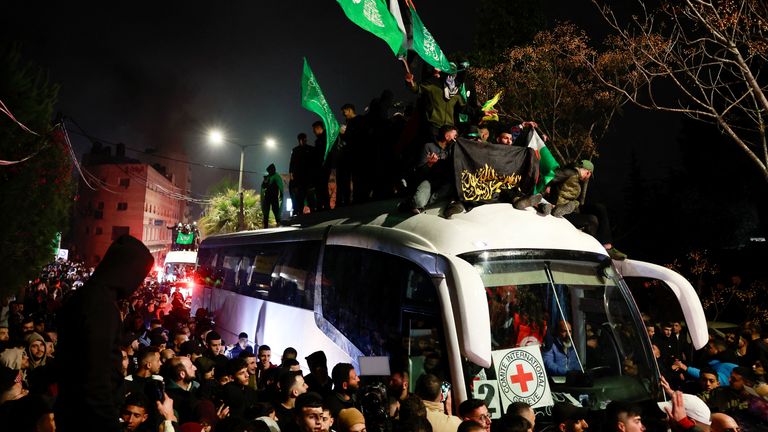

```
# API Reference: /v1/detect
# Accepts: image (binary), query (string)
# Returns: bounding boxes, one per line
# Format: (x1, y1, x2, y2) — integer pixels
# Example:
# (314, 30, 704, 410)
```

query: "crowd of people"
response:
(0, 241, 762, 432)
(646, 318, 768, 430)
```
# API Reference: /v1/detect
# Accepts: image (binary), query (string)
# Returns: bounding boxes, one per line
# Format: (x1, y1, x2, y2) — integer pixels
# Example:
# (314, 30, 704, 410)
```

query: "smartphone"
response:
(440, 381, 451, 402)
(151, 378, 165, 402)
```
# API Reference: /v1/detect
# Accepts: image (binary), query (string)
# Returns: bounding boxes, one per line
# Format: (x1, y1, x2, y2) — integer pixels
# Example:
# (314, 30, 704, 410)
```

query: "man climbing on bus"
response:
(544, 160, 626, 261)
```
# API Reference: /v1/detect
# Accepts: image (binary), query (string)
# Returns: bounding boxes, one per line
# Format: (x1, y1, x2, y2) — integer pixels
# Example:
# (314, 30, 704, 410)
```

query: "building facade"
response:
(71, 162, 184, 265)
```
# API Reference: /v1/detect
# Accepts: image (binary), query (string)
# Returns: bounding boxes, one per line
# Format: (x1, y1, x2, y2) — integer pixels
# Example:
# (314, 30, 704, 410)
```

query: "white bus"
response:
(191, 200, 707, 419)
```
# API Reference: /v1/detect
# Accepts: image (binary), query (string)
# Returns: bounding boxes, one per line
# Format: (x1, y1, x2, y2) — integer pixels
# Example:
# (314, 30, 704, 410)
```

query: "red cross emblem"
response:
(509, 363, 535, 393)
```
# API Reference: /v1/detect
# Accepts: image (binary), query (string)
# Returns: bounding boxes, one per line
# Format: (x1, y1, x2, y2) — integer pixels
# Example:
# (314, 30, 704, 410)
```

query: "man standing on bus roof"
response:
(543, 320, 582, 376)
(261, 163, 284, 229)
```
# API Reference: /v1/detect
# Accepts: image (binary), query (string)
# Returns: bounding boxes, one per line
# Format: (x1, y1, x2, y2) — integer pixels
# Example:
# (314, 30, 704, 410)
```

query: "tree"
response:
(199, 188, 274, 235)
(470, 23, 631, 164)
(0, 45, 73, 298)
(590, 0, 768, 182)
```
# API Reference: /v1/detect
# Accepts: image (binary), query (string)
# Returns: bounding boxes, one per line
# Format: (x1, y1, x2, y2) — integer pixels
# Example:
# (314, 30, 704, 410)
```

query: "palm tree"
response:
(199, 188, 273, 235)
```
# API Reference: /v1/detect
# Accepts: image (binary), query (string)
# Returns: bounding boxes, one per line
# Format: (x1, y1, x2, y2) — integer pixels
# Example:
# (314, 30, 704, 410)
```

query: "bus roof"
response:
(164, 250, 198, 265)
(202, 199, 608, 258)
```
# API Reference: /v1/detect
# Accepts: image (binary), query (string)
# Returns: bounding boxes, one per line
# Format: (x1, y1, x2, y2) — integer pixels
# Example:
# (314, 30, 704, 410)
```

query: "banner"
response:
(300, 58, 340, 161)
(406, 1, 456, 73)
(336, 0, 405, 57)
(453, 138, 538, 204)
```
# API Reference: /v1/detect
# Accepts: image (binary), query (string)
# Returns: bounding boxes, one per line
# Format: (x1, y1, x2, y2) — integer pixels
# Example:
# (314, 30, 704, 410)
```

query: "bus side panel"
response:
(209, 286, 353, 373)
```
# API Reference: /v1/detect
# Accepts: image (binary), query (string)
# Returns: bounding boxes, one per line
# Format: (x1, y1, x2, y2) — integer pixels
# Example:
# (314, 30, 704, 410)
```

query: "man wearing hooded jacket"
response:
(55, 235, 154, 432)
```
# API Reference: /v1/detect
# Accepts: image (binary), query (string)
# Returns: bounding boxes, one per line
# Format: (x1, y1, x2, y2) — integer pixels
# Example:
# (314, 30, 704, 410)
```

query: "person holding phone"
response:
(415, 374, 462, 432)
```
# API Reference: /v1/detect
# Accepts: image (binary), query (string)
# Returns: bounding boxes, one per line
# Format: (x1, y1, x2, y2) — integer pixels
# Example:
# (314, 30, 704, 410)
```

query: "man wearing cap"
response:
(552, 402, 590, 432)
(659, 390, 711, 431)
(544, 160, 626, 261)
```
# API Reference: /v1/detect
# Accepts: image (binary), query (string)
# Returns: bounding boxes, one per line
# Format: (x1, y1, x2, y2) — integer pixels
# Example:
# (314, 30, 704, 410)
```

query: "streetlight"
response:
(207, 130, 281, 230)
(207, 129, 256, 231)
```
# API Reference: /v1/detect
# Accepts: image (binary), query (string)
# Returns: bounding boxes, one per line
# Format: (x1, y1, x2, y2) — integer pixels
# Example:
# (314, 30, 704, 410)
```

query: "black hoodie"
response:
(54, 235, 153, 432)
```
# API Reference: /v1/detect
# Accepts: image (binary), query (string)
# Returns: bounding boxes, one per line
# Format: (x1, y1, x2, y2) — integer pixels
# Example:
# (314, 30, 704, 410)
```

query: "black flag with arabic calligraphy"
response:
(453, 138, 539, 204)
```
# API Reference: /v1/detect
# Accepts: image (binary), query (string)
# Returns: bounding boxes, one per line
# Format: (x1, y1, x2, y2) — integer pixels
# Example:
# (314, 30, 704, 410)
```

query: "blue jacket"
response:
(543, 339, 581, 376)
(686, 359, 738, 387)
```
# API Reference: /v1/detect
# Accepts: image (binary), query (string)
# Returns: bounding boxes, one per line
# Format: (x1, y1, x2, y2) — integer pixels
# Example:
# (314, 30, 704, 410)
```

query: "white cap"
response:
(658, 393, 711, 425)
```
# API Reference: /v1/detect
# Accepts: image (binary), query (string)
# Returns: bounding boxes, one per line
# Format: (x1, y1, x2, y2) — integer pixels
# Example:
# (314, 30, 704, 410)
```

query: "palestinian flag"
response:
(517, 127, 560, 194)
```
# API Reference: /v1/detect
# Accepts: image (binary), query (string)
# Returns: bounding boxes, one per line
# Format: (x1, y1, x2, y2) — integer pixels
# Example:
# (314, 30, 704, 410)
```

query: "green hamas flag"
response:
(300, 58, 340, 161)
(407, 1, 456, 73)
(336, 0, 405, 57)
(176, 232, 194, 245)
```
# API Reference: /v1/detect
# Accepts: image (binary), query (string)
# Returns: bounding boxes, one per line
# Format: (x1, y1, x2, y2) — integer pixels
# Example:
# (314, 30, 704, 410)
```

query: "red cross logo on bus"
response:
(509, 363, 534, 393)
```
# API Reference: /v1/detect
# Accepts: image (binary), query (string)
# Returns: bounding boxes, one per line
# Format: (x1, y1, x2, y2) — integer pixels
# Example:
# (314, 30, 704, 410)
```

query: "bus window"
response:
(270, 242, 319, 310)
(321, 245, 446, 378)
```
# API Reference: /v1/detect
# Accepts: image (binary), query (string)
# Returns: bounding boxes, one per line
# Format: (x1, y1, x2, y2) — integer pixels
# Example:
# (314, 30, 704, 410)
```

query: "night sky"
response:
(3, 1, 764, 260)
(2, 1, 482, 197)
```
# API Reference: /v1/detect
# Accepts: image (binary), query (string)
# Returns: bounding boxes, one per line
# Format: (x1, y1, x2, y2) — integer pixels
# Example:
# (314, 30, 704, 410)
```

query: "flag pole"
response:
(399, 57, 411, 75)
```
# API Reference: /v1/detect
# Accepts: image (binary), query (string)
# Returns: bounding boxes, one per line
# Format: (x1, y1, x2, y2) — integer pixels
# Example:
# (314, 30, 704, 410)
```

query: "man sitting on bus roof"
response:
(543, 320, 582, 376)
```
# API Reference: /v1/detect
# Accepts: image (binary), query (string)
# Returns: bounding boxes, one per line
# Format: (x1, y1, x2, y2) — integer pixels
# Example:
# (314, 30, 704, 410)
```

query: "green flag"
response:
(407, 1, 456, 73)
(176, 232, 194, 245)
(300, 58, 340, 161)
(336, 0, 405, 57)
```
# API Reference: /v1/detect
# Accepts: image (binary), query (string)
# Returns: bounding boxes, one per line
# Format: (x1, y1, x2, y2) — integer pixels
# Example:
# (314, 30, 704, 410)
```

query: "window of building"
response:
(119, 178, 130, 188)
(94, 211, 103, 220)
(97, 202, 104, 210)
(95, 227, 103, 235)
(112, 226, 130, 240)
(117, 202, 128, 211)
(85, 227, 90, 234)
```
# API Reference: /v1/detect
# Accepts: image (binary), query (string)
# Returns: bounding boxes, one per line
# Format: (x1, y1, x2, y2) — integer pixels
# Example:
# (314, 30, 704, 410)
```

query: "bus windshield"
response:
(460, 252, 659, 410)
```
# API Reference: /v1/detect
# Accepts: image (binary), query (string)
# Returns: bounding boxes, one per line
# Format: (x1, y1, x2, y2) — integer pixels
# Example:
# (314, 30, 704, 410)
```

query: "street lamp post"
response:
(236, 144, 245, 231)
(208, 130, 277, 231)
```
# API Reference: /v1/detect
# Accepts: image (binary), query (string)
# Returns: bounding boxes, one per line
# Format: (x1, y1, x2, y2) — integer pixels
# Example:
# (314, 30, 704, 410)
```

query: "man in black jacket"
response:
(55, 235, 154, 432)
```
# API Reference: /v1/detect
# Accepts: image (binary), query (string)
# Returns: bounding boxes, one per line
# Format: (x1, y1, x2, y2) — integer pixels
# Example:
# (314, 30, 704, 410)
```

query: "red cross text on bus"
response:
(509, 363, 534, 393)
